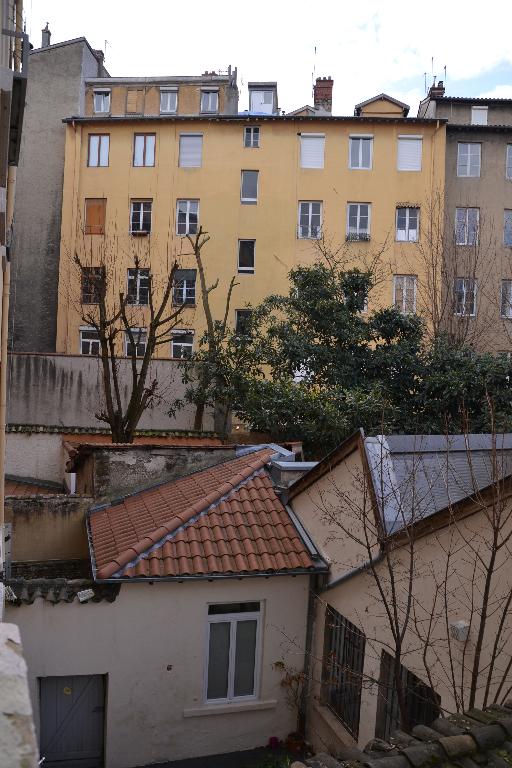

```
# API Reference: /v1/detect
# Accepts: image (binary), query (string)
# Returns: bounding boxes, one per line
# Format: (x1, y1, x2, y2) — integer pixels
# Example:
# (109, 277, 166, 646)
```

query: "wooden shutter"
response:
(126, 88, 143, 114)
(85, 199, 106, 234)
(179, 135, 203, 167)
(397, 138, 422, 171)
(300, 135, 325, 169)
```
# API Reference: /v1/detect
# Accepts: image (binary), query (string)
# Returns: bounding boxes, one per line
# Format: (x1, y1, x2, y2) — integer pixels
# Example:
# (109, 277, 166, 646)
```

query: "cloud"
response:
(479, 85, 512, 99)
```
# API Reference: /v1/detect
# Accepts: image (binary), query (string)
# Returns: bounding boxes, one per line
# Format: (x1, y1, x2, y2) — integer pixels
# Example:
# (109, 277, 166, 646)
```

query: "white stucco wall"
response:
(7, 575, 310, 767)
(6, 431, 66, 483)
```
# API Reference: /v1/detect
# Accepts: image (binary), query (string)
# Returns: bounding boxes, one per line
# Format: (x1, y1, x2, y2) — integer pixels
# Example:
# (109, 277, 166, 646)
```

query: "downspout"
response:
(0, 258, 10, 601)
(300, 572, 321, 736)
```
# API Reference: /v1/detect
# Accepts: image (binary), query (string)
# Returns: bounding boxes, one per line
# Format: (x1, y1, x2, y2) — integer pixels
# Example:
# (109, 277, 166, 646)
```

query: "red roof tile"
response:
(5, 479, 65, 497)
(89, 449, 320, 579)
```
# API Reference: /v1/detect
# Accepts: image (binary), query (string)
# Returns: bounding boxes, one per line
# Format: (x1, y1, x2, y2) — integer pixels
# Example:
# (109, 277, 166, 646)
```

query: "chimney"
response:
(429, 80, 445, 99)
(41, 22, 51, 48)
(314, 76, 333, 114)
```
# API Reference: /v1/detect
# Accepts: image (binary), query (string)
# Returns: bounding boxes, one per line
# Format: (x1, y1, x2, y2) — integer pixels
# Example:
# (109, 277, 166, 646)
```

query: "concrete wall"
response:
(6, 352, 212, 431)
(434, 101, 512, 125)
(6, 431, 66, 483)
(7, 575, 309, 767)
(9, 39, 105, 352)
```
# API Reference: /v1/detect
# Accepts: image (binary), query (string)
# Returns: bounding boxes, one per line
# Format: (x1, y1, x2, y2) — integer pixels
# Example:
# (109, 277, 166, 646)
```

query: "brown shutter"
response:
(126, 88, 143, 114)
(85, 199, 106, 235)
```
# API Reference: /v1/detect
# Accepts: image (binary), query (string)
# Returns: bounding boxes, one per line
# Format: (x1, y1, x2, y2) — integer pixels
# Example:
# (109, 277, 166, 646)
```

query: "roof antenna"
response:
(104, 39, 109, 62)
(444, 64, 447, 88)
(424, 72, 427, 95)
(312, 44, 317, 99)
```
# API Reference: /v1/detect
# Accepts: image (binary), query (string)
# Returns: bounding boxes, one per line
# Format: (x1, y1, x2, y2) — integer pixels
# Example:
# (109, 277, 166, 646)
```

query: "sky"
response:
(24, 0, 512, 115)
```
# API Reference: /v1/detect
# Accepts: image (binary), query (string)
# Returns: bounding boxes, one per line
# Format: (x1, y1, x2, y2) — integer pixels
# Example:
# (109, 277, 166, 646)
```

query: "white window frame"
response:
(204, 604, 262, 704)
(171, 329, 194, 358)
(80, 327, 100, 355)
(133, 134, 156, 167)
(297, 201, 322, 239)
(346, 203, 371, 241)
(455, 207, 480, 246)
(300, 133, 325, 169)
(238, 240, 256, 273)
(349, 135, 373, 170)
(471, 106, 488, 125)
(241, 170, 259, 204)
(127, 268, 150, 306)
(393, 275, 417, 314)
(395, 207, 419, 242)
(200, 90, 219, 113)
(130, 200, 152, 234)
(88, 134, 109, 167)
(397, 136, 423, 172)
(504, 210, 512, 247)
(125, 328, 147, 358)
(453, 278, 477, 317)
(172, 271, 196, 305)
(501, 280, 512, 319)
(176, 199, 199, 236)
(244, 126, 260, 148)
(160, 87, 178, 114)
(507, 145, 512, 180)
(179, 133, 203, 168)
(249, 90, 274, 114)
(457, 143, 481, 177)
(93, 89, 110, 114)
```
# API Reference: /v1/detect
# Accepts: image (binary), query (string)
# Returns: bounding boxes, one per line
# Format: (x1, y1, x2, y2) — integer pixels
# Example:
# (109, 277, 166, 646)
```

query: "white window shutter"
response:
(300, 136, 325, 169)
(179, 135, 203, 168)
(397, 138, 422, 171)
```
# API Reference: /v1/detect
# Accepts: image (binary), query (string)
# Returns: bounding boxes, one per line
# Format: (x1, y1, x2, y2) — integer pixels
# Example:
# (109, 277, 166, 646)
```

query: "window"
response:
(397, 137, 422, 171)
(93, 90, 110, 114)
(176, 199, 199, 235)
(455, 207, 479, 245)
(322, 607, 365, 739)
(173, 269, 196, 305)
(457, 143, 481, 177)
(206, 602, 261, 702)
(453, 278, 477, 316)
(171, 330, 194, 358)
(501, 281, 512, 318)
(133, 134, 155, 167)
(349, 136, 373, 169)
(80, 328, 100, 355)
(88, 134, 109, 167)
(507, 145, 512, 180)
(298, 201, 322, 239)
(347, 203, 371, 241)
(238, 240, 255, 273)
(504, 210, 512, 246)
(201, 90, 218, 113)
(244, 127, 260, 148)
(376, 651, 440, 741)
(81, 267, 105, 304)
(84, 198, 106, 235)
(235, 309, 253, 336)
(300, 134, 325, 169)
(471, 106, 488, 125)
(160, 88, 177, 114)
(130, 200, 152, 234)
(179, 134, 203, 168)
(393, 275, 417, 314)
(396, 207, 419, 242)
(249, 90, 274, 114)
(127, 268, 150, 306)
(241, 170, 258, 204)
(125, 328, 147, 358)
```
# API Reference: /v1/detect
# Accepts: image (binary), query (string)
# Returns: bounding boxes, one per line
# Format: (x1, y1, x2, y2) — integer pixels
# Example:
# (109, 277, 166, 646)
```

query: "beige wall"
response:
(85, 81, 232, 117)
(6, 432, 66, 483)
(8, 575, 309, 767)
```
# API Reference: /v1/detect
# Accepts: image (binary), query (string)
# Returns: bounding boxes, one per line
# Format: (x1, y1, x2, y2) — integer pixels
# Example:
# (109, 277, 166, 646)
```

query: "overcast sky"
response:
(25, 0, 512, 115)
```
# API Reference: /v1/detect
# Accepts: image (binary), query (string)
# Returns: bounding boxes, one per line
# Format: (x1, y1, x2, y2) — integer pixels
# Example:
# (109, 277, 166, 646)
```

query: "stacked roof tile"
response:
(5, 478, 65, 496)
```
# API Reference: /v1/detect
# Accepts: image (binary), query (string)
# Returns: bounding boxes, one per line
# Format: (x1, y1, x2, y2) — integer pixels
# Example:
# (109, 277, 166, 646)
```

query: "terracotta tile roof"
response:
(63, 433, 223, 449)
(89, 449, 323, 580)
(5, 478, 65, 496)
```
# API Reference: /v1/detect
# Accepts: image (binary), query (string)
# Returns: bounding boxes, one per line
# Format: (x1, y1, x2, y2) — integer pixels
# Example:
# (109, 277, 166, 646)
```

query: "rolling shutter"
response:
(179, 135, 203, 167)
(300, 135, 325, 169)
(397, 137, 422, 171)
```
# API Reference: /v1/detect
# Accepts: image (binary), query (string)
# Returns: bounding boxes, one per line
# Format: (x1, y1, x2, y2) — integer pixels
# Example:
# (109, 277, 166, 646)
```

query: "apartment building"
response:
(419, 83, 512, 351)
(56, 77, 446, 358)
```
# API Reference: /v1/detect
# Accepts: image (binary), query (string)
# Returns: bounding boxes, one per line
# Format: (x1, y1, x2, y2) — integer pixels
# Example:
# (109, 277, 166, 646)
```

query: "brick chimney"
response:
(41, 22, 51, 48)
(314, 76, 333, 114)
(429, 80, 445, 98)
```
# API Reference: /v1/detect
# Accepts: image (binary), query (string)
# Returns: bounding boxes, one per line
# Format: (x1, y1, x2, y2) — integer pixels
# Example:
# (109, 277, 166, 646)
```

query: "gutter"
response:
(93, 567, 328, 585)
(320, 551, 384, 592)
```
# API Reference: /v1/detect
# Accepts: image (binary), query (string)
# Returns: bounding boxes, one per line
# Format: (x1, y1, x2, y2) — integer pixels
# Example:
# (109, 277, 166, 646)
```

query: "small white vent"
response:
(450, 620, 470, 642)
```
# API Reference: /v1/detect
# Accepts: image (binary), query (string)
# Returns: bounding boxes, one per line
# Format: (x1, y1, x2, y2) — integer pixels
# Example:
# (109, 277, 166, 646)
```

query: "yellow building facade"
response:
(56, 83, 446, 358)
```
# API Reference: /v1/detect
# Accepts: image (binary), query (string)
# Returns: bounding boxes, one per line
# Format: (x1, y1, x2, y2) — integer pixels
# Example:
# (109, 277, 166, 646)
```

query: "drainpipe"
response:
(0, 258, 9, 617)
(300, 572, 322, 737)
(320, 550, 384, 593)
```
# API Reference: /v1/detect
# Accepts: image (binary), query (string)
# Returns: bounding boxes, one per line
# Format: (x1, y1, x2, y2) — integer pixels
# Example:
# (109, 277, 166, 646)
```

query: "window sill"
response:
(183, 699, 277, 718)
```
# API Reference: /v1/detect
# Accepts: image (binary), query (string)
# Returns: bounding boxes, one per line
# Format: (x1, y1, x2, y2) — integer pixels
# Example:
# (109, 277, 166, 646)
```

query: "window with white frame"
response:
(393, 275, 417, 314)
(249, 90, 274, 114)
(396, 207, 419, 242)
(93, 90, 110, 114)
(171, 330, 194, 358)
(172, 269, 196, 305)
(133, 134, 155, 167)
(471, 106, 488, 125)
(347, 203, 371, 241)
(179, 134, 203, 168)
(127, 268, 150, 305)
(501, 280, 512, 318)
(88, 134, 109, 167)
(300, 134, 325, 169)
(455, 207, 479, 245)
(453, 278, 477, 316)
(201, 90, 218, 113)
(206, 602, 261, 702)
(241, 170, 258, 204)
(125, 328, 147, 357)
(457, 143, 481, 177)
(507, 145, 512, 180)
(80, 328, 100, 355)
(238, 240, 255, 273)
(244, 127, 260, 148)
(504, 210, 512, 246)
(130, 200, 152, 234)
(160, 88, 177, 114)
(298, 201, 322, 239)
(349, 136, 373, 170)
(397, 137, 422, 171)
(176, 199, 199, 235)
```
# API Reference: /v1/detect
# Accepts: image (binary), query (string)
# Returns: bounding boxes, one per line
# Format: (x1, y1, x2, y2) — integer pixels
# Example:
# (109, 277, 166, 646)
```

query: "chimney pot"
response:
(41, 22, 51, 48)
